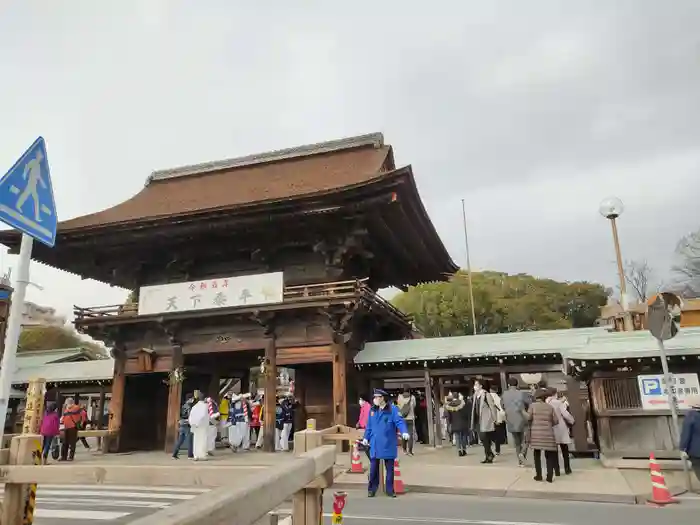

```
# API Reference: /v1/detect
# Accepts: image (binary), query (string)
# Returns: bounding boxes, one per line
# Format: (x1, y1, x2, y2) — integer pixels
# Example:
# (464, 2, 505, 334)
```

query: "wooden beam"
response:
(566, 376, 588, 453)
(331, 339, 348, 427)
(362, 362, 563, 379)
(423, 368, 435, 447)
(293, 368, 307, 434)
(263, 331, 277, 453)
(107, 351, 126, 453)
(165, 344, 184, 453)
(98, 387, 107, 429)
(431, 377, 442, 444)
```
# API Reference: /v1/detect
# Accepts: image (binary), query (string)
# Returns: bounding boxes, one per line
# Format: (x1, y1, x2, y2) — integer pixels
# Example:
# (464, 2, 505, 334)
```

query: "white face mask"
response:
(373, 398, 382, 407)
(359, 399, 365, 406)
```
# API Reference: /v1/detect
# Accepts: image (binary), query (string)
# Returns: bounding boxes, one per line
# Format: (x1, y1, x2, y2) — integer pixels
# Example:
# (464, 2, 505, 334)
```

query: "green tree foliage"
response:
(19, 325, 108, 357)
(392, 270, 609, 337)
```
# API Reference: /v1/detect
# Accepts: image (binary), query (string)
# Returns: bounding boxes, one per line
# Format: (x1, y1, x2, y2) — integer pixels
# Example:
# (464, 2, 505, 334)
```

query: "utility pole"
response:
(461, 199, 477, 335)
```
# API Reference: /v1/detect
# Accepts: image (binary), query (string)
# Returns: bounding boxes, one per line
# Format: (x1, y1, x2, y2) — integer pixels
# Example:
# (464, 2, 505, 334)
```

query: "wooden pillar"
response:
(240, 368, 251, 395)
(107, 351, 126, 453)
(292, 422, 326, 525)
(566, 376, 588, 453)
(499, 366, 508, 394)
(263, 331, 277, 452)
(293, 367, 307, 433)
(208, 371, 221, 400)
(331, 337, 348, 427)
(432, 377, 442, 444)
(2, 435, 36, 525)
(423, 367, 435, 447)
(165, 344, 184, 453)
(97, 387, 107, 429)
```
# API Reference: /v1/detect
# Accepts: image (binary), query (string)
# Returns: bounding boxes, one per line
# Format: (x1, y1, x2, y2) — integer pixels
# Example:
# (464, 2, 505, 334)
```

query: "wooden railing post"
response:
(293, 419, 326, 525)
(2, 434, 40, 525)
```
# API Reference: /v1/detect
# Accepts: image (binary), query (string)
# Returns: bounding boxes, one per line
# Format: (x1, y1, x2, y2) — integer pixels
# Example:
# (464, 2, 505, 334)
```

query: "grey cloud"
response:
(1, 0, 700, 317)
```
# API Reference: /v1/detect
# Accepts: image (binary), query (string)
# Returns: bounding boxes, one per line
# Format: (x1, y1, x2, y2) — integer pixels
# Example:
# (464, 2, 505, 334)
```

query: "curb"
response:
(331, 480, 637, 505)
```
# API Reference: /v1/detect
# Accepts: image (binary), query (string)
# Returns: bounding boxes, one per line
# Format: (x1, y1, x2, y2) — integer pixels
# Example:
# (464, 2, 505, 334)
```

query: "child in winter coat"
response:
(40, 402, 61, 465)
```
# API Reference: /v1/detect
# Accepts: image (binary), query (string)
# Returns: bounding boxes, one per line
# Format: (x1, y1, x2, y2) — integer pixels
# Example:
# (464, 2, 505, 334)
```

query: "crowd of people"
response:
(438, 378, 576, 481)
(172, 389, 298, 460)
(354, 379, 579, 495)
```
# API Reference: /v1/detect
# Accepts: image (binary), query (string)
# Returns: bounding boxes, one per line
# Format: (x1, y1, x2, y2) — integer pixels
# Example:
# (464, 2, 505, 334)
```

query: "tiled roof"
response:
(12, 359, 114, 385)
(60, 133, 392, 231)
(354, 327, 608, 364)
(354, 326, 700, 364)
(565, 327, 700, 360)
(15, 348, 95, 368)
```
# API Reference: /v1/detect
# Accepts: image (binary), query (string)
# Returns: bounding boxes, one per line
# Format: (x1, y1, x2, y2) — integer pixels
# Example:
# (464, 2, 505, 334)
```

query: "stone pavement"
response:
(61, 439, 700, 505)
(333, 442, 696, 504)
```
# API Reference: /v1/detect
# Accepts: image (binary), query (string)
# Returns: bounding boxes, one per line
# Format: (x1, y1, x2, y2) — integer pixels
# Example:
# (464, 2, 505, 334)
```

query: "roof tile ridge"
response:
(145, 132, 385, 187)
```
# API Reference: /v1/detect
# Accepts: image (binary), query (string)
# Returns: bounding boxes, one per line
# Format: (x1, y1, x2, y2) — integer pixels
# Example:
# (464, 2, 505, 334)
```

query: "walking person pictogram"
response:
(15, 149, 47, 223)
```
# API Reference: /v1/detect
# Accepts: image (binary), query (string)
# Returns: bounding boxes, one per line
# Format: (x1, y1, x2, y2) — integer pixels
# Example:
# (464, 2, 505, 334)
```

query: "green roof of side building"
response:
(354, 326, 700, 365)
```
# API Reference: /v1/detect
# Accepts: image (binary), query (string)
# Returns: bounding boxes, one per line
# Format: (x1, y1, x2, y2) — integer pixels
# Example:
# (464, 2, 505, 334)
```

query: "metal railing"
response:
(73, 278, 409, 323)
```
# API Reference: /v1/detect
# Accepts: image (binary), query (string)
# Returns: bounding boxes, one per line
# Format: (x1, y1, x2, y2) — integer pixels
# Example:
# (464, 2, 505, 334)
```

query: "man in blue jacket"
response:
(362, 389, 409, 498)
(680, 394, 700, 488)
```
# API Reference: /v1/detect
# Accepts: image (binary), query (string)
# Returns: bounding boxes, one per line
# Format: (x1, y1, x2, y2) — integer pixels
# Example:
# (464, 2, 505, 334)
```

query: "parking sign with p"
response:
(641, 378, 662, 396)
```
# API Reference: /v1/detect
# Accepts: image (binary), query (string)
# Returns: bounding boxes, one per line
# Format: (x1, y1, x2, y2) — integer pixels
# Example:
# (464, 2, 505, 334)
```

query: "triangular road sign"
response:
(0, 137, 57, 247)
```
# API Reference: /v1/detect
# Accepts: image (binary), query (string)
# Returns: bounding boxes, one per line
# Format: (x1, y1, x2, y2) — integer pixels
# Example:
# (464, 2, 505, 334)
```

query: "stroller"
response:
(50, 435, 61, 460)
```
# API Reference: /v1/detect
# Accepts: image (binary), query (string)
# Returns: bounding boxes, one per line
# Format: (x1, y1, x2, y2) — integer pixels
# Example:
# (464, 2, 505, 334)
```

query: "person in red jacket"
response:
(250, 399, 262, 445)
(60, 398, 86, 461)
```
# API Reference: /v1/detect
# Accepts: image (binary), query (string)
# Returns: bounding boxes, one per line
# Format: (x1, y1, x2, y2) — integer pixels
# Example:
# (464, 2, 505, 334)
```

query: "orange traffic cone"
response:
(393, 458, 405, 495)
(350, 442, 365, 474)
(647, 453, 677, 507)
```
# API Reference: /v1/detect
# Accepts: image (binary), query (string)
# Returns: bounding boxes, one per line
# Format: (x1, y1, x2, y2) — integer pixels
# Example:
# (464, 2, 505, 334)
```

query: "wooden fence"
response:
(0, 421, 339, 525)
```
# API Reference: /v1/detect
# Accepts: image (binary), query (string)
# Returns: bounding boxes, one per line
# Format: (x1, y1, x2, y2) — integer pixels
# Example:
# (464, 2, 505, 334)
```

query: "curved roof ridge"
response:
(146, 132, 385, 186)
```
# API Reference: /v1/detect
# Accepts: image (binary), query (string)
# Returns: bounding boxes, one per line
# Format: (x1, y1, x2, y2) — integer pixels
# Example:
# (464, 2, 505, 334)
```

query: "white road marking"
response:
(22, 489, 196, 500)
(0, 484, 210, 493)
(326, 515, 563, 525)
(34, 508, 131, 520)
(36, 497, 172, 509)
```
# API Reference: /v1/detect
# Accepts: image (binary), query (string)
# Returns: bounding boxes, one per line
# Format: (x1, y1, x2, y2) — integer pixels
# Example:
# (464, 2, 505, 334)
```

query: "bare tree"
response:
(672, 229, 700, 297)
(624, 259, 653, 303)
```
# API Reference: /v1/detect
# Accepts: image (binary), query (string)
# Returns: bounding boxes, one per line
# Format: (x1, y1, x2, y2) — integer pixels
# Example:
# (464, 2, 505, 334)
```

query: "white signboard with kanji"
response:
(137, 272, 284, 316)
(637, 373, 700, 410)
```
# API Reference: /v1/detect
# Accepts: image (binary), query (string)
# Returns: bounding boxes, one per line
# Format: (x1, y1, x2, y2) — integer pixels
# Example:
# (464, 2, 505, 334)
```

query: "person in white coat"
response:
(227, 393, 252, 452)
(546, 387, 575, 475)
(188, 398, 211, 461)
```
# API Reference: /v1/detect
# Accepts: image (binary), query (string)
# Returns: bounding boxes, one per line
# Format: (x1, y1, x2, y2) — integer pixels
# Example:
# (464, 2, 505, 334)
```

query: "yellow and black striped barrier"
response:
(23, 438, 42, 525)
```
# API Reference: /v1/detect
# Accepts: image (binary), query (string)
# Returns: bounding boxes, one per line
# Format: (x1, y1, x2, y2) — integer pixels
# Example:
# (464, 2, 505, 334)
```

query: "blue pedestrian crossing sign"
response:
(0, 137, 57, 247)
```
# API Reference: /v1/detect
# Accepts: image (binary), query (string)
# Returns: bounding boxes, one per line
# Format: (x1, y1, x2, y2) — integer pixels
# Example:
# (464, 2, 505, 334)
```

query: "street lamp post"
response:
(599, 197, 633, 332)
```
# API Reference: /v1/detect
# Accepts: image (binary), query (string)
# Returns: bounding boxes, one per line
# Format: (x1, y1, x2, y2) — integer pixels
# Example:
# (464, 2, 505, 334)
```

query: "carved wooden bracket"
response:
(109, 341, 127, 360)
(312, 229, 373, 269)
(158, 320, 181, 347)
(250, 310, 276, 338)
(321, 305, 357, 344)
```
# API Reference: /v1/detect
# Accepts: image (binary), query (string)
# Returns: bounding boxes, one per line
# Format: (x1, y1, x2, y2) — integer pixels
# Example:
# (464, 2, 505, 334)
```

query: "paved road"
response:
(303, 490, 700, 525)
(0, 484, 210, 524)
(2, 485, 698, 524)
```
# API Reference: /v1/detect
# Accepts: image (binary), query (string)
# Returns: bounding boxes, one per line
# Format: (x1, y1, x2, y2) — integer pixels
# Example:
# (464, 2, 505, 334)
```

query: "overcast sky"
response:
(1, 1, 699, 319)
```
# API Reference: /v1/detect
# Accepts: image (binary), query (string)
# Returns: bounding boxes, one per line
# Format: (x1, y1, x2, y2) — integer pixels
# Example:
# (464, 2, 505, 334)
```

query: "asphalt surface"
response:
(307, 490, 700, 525)
(0, 484, 210, 525)
(2, 485, 696, 524)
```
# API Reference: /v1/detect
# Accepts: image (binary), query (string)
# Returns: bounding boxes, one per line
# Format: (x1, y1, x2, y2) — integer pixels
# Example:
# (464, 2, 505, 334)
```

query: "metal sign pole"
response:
(0, 233, 34, 445)
(656, 338, 693, 492)
(656, 338, 681, 442)
(647, 293, 692, 492)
